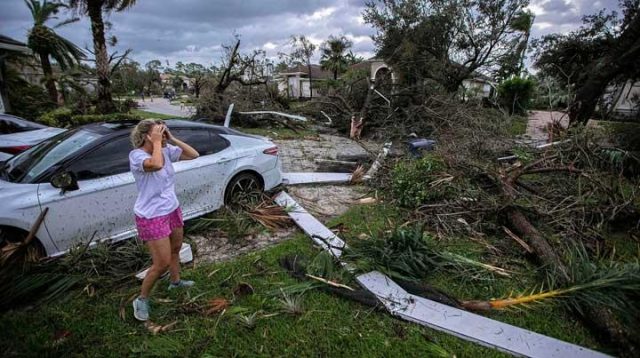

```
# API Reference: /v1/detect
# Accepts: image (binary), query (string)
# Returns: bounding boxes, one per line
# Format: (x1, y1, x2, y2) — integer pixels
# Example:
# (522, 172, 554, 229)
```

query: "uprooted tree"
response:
(195, 39, 273, 120)
(363, 0, 532, 92)
(533, 0, 640, 125)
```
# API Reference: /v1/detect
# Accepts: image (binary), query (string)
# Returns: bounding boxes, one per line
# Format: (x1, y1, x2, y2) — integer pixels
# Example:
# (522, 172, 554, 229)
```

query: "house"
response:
(461, 74, 496, 100)
(604, 80, 640, 118)
(349, 57, 398, 84)
(276, 64, 333, 98)
(0, 35, 31, 113)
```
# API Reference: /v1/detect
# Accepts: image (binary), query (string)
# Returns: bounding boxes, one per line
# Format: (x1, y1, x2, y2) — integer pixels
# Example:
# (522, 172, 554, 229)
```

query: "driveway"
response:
(137, 97, 195, 117)
(525, 110, 569, 144)
(190, 133, 376, 265)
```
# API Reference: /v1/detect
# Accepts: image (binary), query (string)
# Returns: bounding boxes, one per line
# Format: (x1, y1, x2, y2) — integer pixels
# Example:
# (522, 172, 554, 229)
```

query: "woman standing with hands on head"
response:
(128, 119, 199, 321)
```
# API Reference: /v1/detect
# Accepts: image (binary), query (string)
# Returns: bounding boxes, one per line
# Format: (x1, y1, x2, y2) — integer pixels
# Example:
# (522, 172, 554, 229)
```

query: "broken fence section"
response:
(275, 191, 610, 358)
(273, 192, 345, 258)
(282, 172, 352, 186)
(357, 271, 608, 358)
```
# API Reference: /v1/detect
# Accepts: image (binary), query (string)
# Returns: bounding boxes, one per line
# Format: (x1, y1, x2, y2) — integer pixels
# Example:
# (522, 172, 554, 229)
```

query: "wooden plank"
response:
(356, 271, 609, 358)
(282, 172, 352, 185)
(273, 191, 345, 258)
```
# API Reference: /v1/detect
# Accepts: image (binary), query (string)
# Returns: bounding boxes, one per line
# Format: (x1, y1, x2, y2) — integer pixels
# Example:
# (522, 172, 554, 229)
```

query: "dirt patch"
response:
(189, 228, 297, 265)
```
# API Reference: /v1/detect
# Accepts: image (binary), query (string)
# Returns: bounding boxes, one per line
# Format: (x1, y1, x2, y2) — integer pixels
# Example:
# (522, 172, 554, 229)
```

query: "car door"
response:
(171, 128, 236, 219)
(37, 136, 135, 252)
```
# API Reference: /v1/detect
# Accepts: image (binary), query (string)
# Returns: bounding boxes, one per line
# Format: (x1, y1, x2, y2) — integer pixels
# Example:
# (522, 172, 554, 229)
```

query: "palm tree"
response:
(320, 35, 353, 80)
(25, 0, 85, 104)
(67, 0, 137, 113)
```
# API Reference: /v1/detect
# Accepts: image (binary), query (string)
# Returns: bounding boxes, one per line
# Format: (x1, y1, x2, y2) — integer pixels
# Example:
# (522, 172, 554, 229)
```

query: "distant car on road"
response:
(0, 114, 66, 162)
(0, 119, 282, 258)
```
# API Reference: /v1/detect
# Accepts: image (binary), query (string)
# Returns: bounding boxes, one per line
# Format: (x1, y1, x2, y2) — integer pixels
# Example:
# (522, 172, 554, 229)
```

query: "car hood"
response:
(0, 127, 66, 147)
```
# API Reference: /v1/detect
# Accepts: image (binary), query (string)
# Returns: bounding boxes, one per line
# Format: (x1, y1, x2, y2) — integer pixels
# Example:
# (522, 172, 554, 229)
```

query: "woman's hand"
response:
(147, 124, 165, 145)
(164, 125, 174, 142)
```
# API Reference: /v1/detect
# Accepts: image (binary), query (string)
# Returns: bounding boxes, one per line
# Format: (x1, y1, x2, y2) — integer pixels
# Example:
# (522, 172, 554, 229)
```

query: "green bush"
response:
(38, 109, 141, 127)
(498, 77, 536, 115)
(5, 67, 55, 119)
(38, 107, 74, 127)
(70, 113, 141, 126)
(391, 154, 456, 207)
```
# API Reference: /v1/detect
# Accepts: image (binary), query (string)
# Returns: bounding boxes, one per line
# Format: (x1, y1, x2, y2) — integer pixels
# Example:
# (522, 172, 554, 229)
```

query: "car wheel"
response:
(0, 227, 44, 265)
(224, 172, 263, 207)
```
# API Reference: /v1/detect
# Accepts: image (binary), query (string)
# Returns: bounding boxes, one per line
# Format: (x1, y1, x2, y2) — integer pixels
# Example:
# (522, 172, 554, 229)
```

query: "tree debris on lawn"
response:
(275, 191, 623, 357)
(144, 320, 178, 335)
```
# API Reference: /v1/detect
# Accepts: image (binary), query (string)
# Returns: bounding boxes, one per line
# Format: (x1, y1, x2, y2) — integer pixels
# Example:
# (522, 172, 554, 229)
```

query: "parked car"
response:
(0, 113, 66, 162)
(0, 119, 282, 258)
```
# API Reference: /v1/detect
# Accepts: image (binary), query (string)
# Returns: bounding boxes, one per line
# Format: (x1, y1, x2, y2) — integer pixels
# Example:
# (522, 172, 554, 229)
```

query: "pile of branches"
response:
(365, 94, 640, 355)
(0, 239, 150, 312)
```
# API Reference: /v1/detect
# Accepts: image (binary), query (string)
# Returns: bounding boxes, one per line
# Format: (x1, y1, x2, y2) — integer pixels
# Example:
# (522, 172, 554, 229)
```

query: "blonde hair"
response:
(130, 119, 165, 147)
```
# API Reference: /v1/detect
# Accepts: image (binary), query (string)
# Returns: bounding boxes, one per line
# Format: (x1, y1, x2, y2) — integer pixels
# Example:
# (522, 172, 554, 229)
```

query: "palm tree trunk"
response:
(39, 52, 58, 104)
(87, 2, 116, 114)
(307, 61, 313, 98)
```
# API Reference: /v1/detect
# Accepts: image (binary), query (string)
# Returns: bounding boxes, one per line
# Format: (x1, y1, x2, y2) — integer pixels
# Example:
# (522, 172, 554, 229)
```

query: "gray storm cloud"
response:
(0, 0, 624, 66)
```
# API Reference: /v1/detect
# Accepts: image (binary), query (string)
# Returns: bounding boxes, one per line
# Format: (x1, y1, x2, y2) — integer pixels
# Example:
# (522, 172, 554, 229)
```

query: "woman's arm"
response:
(143, 125, 165, 171)
(166, 127, 199, 160)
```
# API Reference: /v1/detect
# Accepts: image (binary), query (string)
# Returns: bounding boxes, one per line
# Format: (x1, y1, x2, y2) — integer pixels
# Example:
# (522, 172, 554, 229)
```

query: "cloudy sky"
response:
(0, 0, 622, 68)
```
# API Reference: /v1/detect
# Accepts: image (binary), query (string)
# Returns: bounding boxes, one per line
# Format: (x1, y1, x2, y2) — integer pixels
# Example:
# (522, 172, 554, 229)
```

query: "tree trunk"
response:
(569, 12, 640, 125)
(307, 61, 313, 98)
(39, 51, 58, 105)
(499, 174, 639, 356)
(88, 3, 116, 114)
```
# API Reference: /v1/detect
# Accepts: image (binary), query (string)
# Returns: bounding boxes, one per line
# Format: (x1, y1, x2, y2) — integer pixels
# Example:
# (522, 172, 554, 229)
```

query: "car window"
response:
(172, 128, 228, 156)
(5, 129, 103, 183)
(67, 136, 132, 180)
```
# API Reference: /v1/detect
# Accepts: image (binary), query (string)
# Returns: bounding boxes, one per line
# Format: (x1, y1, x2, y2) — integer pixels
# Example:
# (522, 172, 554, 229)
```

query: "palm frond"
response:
(461, 244, 640, 313)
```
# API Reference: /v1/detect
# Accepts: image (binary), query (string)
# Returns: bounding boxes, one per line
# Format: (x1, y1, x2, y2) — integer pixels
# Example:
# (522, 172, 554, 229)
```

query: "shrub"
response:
(70, 113, 141, 126)
(5, 67, 55, 119)
(391, 154, 457, 207)
(38, 107, 74, 127)
(498, 77, 536, 115)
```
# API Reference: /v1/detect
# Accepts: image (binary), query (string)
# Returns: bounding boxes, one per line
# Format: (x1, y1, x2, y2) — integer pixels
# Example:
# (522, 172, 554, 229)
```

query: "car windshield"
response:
(1, 129, 103, 183)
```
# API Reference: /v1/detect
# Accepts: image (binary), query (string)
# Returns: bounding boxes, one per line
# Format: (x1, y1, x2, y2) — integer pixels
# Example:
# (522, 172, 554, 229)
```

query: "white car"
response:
(0, 113, 66, 163)
(0, 119, 282, 258)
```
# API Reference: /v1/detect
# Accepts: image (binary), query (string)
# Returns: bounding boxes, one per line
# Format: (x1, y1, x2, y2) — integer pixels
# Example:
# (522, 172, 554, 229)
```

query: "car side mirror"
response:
(51, 171, 79, 192)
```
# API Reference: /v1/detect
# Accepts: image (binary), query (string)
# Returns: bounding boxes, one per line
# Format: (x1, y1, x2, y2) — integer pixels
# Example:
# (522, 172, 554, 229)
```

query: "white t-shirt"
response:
(129, 144, 183, 219)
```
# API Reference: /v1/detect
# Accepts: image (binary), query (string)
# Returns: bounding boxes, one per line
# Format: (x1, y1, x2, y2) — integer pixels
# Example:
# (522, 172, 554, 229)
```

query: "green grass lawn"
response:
(130, 109, 186, 120)
(508, 115, 528, 136)
(0, 203, 610, 357)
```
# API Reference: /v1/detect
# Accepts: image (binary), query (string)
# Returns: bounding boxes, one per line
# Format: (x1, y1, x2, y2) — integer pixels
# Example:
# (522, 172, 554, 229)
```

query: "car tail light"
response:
(263, 146, 278, 155)
(0, 145, 31, 155)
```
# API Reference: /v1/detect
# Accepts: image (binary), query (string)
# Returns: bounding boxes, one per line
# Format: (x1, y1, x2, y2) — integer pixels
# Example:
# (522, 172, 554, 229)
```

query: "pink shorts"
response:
(135, 207, 183, 241)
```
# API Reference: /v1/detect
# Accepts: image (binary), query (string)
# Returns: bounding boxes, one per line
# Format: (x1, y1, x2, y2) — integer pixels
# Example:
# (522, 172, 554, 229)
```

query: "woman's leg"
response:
(140, 238, 172, 298)
(168, 227, 184, 283)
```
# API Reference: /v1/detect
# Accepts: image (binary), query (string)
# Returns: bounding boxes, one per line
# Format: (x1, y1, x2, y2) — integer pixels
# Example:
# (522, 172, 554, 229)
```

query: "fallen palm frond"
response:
(246, 201, 292, 230)
(462, 248, 640, 312)
(144, 320, 178, 335)
(350, 165, 366, 184)
(205, 298, 230, 315)
(342, 228, 508, 281)
(0, 239, 150, 312)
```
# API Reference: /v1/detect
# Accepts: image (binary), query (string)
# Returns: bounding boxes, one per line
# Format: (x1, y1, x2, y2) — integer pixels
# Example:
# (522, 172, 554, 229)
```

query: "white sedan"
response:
(0, 119, 282, 258)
